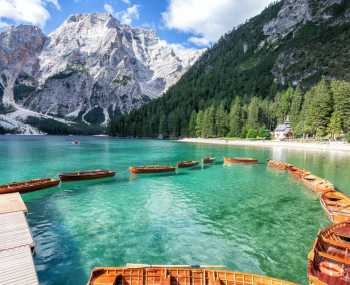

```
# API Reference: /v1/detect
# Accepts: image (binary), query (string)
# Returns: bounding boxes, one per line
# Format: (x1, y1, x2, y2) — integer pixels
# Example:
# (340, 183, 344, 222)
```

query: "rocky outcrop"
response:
(0, 13, 203, 133)
(263, 0, 348, 43)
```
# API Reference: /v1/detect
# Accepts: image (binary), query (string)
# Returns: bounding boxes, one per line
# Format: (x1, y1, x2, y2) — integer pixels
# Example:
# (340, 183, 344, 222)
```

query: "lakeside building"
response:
(273, 118, 293, 140)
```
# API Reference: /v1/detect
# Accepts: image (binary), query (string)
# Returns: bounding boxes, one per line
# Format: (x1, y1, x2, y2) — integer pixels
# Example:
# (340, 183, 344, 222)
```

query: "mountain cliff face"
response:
(0, 13, 203, 134)
(109, 0, 350, 138)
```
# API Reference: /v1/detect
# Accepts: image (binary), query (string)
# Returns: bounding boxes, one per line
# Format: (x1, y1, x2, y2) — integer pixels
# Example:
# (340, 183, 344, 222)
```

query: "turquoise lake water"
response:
(1, 136, 350, 285)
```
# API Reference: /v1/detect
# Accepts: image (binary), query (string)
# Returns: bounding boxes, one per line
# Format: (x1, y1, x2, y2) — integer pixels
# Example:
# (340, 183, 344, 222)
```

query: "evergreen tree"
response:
(328, 111, 342, 140)
(289, 86, 303, 128)
(331, 80, 350, 133)
(304, 80, 333, 137)
(215, 102, 227, 137)
(188, 111, 197, 137)
(196, 110, 204, 137)
(204, 105, 216, 138)
(246, 97, 260, 130)
(228, 97, 242, 137)
(158, 112, 168, 137)
(275, 87, 293, 123)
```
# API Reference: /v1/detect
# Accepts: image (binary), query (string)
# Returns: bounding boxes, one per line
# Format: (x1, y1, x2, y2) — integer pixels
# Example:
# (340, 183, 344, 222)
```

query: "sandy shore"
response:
(179, 138, 350, 152)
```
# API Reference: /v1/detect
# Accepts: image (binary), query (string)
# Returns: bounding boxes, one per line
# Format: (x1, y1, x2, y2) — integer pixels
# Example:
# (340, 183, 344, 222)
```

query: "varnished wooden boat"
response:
(287, 166, 310, 179)
(203, 157, 215, 164)
(0, 178, 60, 194)
(59, 170, 115, 182)
(320, 191, 350, 223)
(224, 157, 258, 164)
(129, 166, 176, 174)
(88, 265, 297, 285)
(303, 175, 335, 194)
(267, 160, 290, 171)
(308, 222, 350, 285)
(177, 161, 200, 168)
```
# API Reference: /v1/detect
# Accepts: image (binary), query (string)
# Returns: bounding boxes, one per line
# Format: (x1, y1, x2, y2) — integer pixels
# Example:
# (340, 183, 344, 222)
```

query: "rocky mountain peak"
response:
(0, 13, 203, 134)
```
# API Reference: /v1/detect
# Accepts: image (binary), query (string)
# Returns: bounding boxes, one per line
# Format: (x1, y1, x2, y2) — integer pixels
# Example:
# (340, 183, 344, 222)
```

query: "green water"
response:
(1, 136, 350, 285)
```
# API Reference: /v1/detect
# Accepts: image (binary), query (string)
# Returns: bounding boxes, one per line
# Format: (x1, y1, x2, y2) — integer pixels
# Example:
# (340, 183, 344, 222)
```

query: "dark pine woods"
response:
(109, 1, 350, 140)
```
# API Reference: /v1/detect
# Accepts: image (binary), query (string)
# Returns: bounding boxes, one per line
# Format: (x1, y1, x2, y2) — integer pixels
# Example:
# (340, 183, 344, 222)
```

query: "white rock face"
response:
(263, 0, 311, 42)
(0, 13, 203, 132)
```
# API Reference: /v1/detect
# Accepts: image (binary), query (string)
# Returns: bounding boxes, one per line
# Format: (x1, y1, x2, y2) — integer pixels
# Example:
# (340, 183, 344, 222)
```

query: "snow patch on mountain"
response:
(0, 13, 203, 133)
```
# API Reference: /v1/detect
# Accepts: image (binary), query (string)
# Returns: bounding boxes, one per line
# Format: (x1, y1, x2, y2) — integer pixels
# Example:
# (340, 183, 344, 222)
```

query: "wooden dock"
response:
(0, 192, 27, 214)
(0, 246, 39, 285)
(0, 193, 39, 284)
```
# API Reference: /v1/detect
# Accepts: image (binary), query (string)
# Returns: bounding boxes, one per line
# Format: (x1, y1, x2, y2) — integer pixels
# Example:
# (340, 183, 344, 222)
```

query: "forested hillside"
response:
(109, 0, 350, 139)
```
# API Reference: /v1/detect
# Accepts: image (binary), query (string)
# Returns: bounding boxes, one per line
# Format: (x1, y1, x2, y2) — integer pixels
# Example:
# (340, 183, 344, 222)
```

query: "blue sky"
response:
(0, 0, 274, 48)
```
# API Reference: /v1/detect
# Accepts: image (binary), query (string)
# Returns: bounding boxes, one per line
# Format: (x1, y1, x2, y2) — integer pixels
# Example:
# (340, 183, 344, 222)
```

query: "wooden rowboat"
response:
(129, 166, 176, 174)
(59, 170, 115, 182)
(88, 265, 297, 285)
(287, 166, 310, 179)
(203, 157, 215, 164)
(320, 191, 350, 223)
(0, 178, 60, 194)
(302, 175, 335, 194)
(224, 157, 258, 164)
(267, 160, 290, 171)
(308, 222, 350, 285)
(177, 161, 200, 168)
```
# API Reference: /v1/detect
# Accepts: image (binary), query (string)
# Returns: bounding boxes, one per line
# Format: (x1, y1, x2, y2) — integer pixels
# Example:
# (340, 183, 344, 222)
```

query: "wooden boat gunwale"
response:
(320, 191, 350, 222)
(308, 222, 350, 284)
(129, 166, 176, 174)
(202, 157, 215, 164)
(59, 170, 115, 181)
(176, 161, 200, 168)
(87, 265, 298, 285)
(224, 157, 258, 164)
(0, 178, 60, 194)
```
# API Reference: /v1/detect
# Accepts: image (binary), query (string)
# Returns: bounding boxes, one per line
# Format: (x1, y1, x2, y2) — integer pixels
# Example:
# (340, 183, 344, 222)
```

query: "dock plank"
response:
(0, 192, 27, 214)
(0, 212, 34, 251)
(0, 245, 39, 285)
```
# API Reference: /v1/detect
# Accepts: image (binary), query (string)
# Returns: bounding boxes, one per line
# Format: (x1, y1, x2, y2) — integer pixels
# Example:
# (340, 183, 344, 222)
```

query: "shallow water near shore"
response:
(1, 136, 350, 285)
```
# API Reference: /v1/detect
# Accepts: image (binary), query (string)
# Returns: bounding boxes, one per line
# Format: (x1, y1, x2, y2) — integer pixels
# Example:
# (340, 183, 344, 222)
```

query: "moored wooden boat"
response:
(203, 157, 215, 164)
(320, 191, 350, 223)
(0, 178, 60, 194)
(59, 170, 115, 182)
(267, 160, 290, 171)
(88, 265, 297, 285)
(224, 157, 258, 164)
(177, 161, 200, 168)
(287, 165, 310, 179)
(302, 175, 335, 194)
(308, 222, 350, 285)
(129, 166, 176, 174)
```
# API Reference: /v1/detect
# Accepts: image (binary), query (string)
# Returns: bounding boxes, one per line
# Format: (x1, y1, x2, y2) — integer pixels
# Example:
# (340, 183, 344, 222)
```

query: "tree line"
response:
(109, 79, 350, 141)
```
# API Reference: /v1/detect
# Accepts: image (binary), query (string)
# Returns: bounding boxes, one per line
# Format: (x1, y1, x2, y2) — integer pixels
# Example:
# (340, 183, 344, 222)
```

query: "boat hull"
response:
(203, 157, 215, 164)
(59, 170, 115, 182)
(267, 160, 290, 170)
(177, 161, 200, 168)
(0, 179, 60, 194)
(307, 222, 350, 285)
(224, 157, 258, 164)
(129, 166, 176, 174)
(88, 266, 297, 285)
(320, 191, 350, 223)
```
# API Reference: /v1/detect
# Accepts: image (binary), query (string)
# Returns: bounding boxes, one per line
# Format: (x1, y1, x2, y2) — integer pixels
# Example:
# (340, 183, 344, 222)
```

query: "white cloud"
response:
(0, 0, 60, 27)
(120, 0, 130, 4)
(162, 0, 274, 46)
(188, 36, 210, 47)
(104, 3, 114, 14)
(116, 4, 139, 25)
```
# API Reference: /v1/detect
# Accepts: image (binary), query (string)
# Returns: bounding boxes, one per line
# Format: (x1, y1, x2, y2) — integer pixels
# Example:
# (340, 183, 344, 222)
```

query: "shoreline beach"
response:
(179, 138, 350, 152)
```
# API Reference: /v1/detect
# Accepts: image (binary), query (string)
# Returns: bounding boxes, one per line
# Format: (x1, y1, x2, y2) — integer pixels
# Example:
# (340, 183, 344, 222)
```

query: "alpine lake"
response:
(1, 135, 349, 285)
